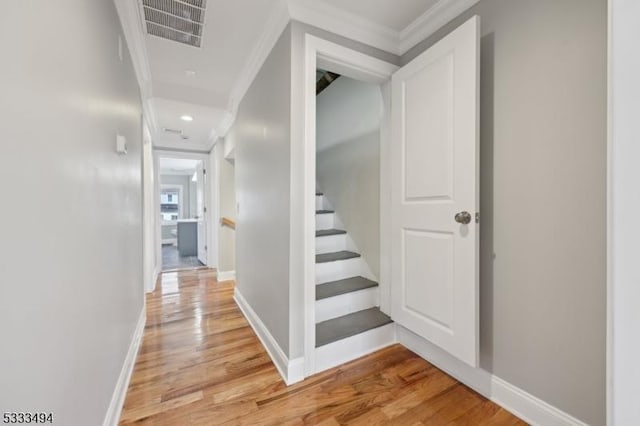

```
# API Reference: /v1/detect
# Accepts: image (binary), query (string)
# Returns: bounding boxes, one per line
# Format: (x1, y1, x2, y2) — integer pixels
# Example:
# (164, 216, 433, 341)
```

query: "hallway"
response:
(119, 269, 524, 425)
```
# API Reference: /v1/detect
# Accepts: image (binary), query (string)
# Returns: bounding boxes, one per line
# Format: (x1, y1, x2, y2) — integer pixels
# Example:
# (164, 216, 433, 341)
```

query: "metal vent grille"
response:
(142, 0, 206, 48)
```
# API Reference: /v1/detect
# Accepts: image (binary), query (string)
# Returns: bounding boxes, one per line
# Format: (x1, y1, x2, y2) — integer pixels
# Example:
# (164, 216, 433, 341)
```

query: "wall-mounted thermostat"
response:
(116, 134, 127, 155)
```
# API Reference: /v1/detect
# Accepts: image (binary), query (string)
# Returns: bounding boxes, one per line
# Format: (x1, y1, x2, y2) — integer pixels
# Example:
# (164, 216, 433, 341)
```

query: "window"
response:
(160, 186, 182, 222)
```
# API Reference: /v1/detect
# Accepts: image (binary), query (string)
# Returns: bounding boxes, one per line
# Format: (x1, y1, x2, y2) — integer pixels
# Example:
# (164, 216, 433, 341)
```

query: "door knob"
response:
(454, 211, 472, 225)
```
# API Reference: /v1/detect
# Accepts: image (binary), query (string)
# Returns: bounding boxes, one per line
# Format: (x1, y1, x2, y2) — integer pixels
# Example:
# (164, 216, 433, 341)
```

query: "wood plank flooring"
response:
(120, 268, 526, 425)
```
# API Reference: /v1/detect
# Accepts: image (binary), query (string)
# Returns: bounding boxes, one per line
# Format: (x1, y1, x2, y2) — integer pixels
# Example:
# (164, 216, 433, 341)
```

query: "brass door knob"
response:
(455, 211, 472, 225)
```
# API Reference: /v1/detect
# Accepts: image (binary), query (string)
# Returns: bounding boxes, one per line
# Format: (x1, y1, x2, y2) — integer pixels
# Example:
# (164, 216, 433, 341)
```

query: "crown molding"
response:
(399, 0, 481, 54)
(284, 0, 478, 57)
(225, 0, 291, 128)
(113, 0, 153, 100)
(287, 0, 401, 54)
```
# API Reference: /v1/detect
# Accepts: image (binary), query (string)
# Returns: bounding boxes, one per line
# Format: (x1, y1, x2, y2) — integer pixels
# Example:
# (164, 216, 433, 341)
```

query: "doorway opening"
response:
(158, 157, 208, 272)
(313, 70, 391, 372)
(301, 35, 398, 377)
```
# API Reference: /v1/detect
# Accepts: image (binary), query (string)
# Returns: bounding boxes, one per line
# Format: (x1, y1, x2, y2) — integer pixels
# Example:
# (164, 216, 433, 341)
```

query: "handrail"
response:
(221, 217, 236, 230)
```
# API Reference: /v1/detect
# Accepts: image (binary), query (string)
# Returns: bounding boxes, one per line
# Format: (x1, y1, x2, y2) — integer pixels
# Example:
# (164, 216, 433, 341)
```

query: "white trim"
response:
(233, 288, 304, 385)
(103, 307, 146, 426)
(398, 0, 480, 54)
(608, 1, 640, 424)
(287, 0, 400, 54)
(606, 1, 613, 423)
(397, 326, 588, 426)
(224, 0, 290, 134)
(287, 0, 479, 56)
(378, 81, 392, 315)
(216, 270, 236, 282)
(300, 34, 398, 377)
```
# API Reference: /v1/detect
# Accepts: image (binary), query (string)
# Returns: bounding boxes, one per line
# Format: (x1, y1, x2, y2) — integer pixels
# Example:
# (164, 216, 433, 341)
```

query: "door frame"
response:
(301, 34, 399, 376)
(607, 0, 640, 424)
(153, 150, 216, 273)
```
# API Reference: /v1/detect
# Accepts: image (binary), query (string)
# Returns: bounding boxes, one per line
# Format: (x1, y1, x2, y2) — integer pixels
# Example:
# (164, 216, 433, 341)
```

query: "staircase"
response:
(314, 192, 395, 373)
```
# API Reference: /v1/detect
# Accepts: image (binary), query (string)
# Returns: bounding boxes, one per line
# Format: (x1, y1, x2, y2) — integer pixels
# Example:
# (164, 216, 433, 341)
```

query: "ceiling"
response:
(159, 158, 201, 175)
(121, 0, 476, 152)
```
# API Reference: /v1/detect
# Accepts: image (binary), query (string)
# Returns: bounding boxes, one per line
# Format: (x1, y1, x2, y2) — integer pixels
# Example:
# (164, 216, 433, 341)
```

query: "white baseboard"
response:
(103, 307, 146, 426)
(397, 326, 588, 426)
(217, 270, 236, 282)
(233, 288, 304, 385)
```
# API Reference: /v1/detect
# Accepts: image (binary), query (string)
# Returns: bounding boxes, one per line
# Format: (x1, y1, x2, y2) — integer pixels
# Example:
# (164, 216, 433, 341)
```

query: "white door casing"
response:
(196, 161, 207, 265)
(390, 16, 480, 367)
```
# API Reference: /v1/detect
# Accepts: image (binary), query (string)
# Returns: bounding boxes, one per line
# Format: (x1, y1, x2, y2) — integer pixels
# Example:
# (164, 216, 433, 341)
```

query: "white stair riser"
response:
(315, 257, 371, 284)
(316, 195, 324, 210)
(314, 323, 395, 374)
(315, 213, 334, 230)
(315, 287, 379, 323)
(315, 234, 347, 254)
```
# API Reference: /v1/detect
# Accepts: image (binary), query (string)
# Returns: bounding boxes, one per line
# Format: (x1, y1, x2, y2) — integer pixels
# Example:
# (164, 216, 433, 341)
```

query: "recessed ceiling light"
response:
(181, 115, 194, 122)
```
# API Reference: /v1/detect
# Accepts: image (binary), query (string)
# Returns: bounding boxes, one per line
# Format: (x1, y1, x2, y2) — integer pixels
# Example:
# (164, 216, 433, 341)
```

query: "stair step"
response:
(316, 229, 347, 237)
(316, 251, 360, 263)
(316, 276, 378, 300)
(316, 307, 392, 347)
(316, 210, 334, 214)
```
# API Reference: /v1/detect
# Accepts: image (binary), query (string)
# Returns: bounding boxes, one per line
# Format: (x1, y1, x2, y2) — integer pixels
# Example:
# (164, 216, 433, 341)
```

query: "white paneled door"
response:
(391, 16, 480, 366)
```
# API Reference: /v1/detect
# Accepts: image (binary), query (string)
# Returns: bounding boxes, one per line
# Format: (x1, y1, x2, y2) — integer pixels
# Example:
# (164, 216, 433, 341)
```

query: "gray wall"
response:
(316, 77, 382, 277)
(403, 1, 607, 424)
(231, 27, 292, 355)
(0, 1, 144, 425)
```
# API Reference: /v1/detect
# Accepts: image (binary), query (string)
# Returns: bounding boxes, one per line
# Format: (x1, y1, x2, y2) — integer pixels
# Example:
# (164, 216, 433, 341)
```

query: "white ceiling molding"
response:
(287, 0, 400, 54)
(399, 0, 480, 54)
(225, 0, 290, 128)
(286, 0, 479, 56)
(113, 0, 153, 99)
(142, 98, 158, 135)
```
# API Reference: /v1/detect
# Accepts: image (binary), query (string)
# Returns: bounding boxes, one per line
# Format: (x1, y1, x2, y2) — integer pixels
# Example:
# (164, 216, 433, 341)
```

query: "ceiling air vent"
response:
(142, 0, 207, 48)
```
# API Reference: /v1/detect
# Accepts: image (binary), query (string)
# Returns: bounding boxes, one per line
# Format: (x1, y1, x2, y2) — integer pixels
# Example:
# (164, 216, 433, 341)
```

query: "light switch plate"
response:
(116, 134, 127, 154)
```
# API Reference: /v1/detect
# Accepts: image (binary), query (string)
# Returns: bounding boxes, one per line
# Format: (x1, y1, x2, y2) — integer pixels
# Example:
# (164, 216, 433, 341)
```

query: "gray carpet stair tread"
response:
(316, 308, 392, 347)
(316, 210, 334, 214)
(316, 229, 347, 237)
(316, 251, 360, 263)
(316, 276, 378, 300)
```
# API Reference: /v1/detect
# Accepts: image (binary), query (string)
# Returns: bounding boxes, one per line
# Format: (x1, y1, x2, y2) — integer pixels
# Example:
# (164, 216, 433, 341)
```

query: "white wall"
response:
(403, 1, 607, 424)
(609, 0, 640, 424)
(316, 77, 382, 151)
(316, 77, 382, 277)
(0, 1, 144, 424)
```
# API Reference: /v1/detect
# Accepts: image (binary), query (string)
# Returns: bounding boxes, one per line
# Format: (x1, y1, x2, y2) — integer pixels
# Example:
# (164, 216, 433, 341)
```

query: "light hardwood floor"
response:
(120, 269, 526, 425)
